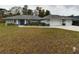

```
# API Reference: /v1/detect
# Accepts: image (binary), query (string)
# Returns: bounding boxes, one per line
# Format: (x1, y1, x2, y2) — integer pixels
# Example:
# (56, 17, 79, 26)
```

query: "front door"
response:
(20, 20, 25, 25)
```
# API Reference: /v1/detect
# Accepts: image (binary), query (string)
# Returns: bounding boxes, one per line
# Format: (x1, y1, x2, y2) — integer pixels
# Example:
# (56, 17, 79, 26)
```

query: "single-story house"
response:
(43, 15, 74, 26)
(3, 15, 77, 27)
(3, 15, 45, 26)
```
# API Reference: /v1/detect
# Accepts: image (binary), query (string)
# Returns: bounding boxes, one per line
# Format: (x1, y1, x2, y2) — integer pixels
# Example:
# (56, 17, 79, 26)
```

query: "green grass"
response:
(0, 23, 79, 53)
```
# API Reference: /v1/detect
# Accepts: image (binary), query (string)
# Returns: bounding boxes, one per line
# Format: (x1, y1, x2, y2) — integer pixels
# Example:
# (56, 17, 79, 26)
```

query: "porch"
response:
(16, 19, 49, 26)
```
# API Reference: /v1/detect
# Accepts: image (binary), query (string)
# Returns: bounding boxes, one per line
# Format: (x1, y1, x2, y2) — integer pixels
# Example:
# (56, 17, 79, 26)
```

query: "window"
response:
(62, 19, 66, 26)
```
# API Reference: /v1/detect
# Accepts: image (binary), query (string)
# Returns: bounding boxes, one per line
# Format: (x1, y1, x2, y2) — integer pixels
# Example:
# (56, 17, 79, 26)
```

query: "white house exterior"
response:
(3, 15, 74, 26)
(4, 15, 44, 26)
(43, 15, 73, 27)
(49, 19, 72, 26)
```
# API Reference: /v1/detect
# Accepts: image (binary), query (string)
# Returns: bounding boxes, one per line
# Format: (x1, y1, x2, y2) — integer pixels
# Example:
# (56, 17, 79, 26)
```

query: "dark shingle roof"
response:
(43, 15, 74, 20)
(3, 15, 43, 20)
(3, 15, 77, 21)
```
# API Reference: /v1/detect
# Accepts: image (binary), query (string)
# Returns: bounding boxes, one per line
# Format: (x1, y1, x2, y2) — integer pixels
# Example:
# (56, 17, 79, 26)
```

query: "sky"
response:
(0, 0, 79, 16)
(0, 5, 79, 16)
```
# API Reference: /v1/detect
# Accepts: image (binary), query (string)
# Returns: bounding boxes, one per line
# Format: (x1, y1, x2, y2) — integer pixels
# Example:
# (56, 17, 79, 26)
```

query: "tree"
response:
(0, 8, 7, 16)
(27, 9, 33, 15)
(22, 5, 28, 15)
(70, 14, 74, 17)
(42, 9, 45, 16)
(38, 10, 42, 17)
(36, 7, 42, 10)
(38, 9, 45, 17)
(33, 10, 39, 16)
(33, 6, 42, 16)
(35, 6, 51, 17)
(16, 11, 20, 15)
(45, 10, 50, 16)
(9, 6, 22, 15)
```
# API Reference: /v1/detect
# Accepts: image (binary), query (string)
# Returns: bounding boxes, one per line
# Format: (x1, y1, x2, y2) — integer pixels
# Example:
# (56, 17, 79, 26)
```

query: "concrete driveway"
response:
(18, 25, 79, 32)
(51, 26, 79, 32)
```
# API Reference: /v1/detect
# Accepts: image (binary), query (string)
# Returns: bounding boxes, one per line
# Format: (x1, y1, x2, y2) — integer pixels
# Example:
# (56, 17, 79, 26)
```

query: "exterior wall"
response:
(5, 19, 72, 26)
(5, 19, 14, 24)
(5, 19, 20, 25)
(41, 20, 50, 24)
(6, 19, 28, 25)
(65, 19, 72, 26)
(49, 19, 72, 27)
(50, 19, 62, 26)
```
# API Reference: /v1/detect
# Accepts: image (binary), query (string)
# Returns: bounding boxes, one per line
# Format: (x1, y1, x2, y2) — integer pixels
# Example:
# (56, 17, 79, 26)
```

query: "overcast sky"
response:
(0, 5, 79, 16)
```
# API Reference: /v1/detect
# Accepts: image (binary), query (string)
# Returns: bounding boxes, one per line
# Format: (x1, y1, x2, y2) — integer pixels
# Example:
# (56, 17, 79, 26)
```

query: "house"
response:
(43, 15, 74, 26)
(3, 15, 45, 26)
(3, 15, 75, 26)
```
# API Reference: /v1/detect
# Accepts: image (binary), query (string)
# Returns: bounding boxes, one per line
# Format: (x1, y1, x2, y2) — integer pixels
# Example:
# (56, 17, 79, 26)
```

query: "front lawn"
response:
(0, 23, 79, 53)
